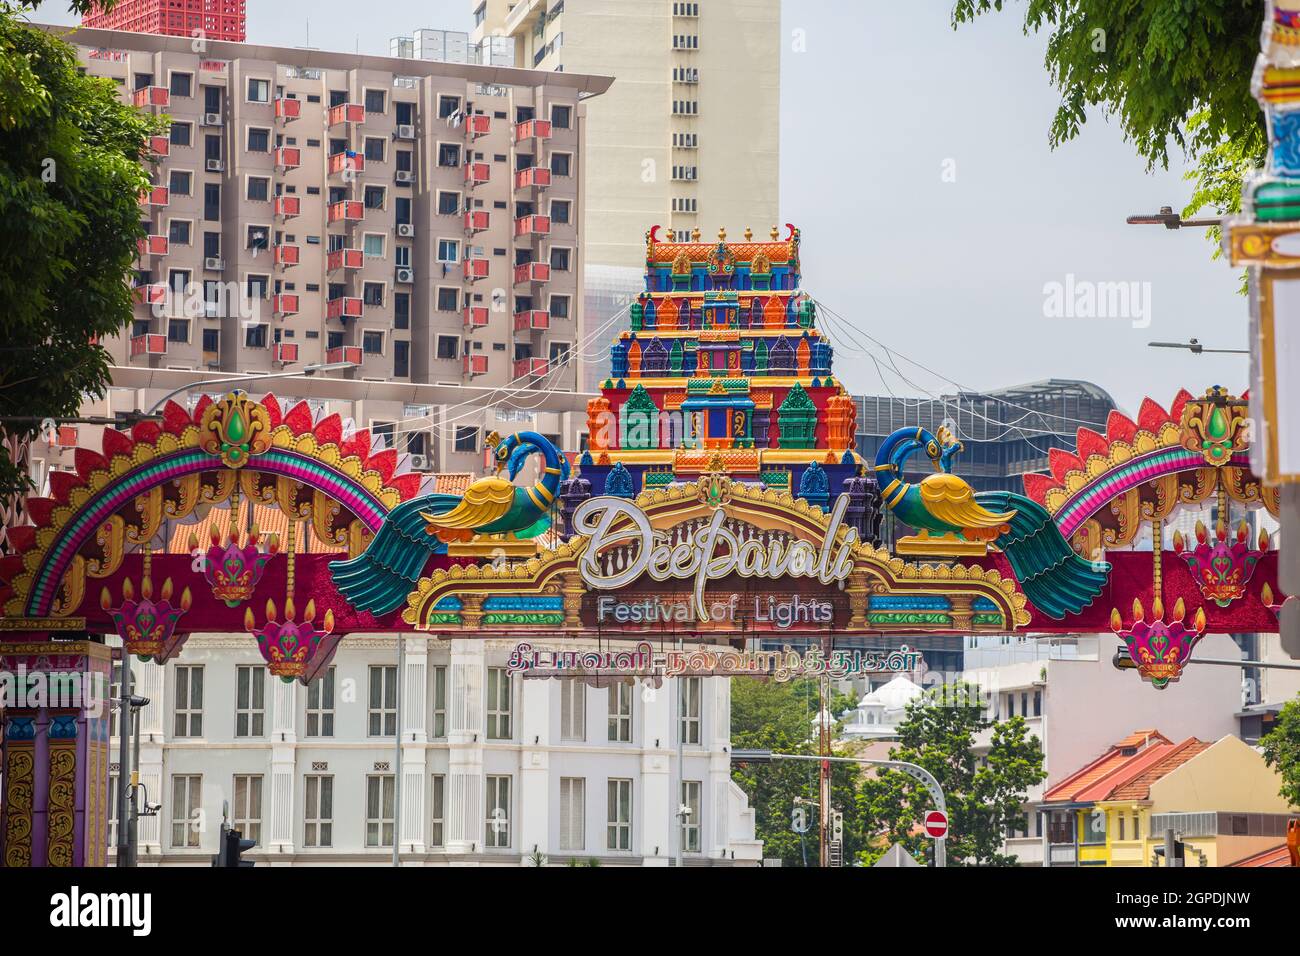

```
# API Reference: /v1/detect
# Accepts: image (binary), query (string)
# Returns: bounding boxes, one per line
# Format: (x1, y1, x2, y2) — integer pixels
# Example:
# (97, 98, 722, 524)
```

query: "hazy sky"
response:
(38, 0, 1251, 414)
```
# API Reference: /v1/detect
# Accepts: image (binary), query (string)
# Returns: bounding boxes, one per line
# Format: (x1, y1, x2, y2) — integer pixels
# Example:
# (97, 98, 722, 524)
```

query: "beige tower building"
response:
(470, 0, 781, 269)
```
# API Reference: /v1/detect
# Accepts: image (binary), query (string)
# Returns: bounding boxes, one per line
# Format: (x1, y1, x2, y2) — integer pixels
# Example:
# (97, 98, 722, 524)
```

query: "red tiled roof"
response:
(1229, 844, 1295, 867)
(1108, 739, 1213, 801)
(166, 501, 337, 554)
(1043, 730, 1172, 803)
(432, 473, 473, 495)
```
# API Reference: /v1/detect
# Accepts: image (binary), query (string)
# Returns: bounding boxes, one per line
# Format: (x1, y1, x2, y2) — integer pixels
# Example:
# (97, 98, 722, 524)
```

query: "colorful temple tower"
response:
(579, 224, 863, 504)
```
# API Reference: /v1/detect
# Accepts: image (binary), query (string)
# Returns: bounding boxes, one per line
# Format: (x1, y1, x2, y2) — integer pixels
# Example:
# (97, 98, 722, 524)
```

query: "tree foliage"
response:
(1260, 695, 1300, 809)
(855, 683, 1045, 866)
(951, 1, 1268, 231)
(0, 1, 163, 499)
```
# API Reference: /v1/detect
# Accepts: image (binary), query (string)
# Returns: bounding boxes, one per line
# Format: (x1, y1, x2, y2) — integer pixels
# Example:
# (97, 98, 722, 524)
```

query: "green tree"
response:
(951, 1, 1267, 253)
(730, 677, 862, 866)
(855, 683, 1045, 866)
(1260, 695, 1300, 809)
(0, 0, 163, 507)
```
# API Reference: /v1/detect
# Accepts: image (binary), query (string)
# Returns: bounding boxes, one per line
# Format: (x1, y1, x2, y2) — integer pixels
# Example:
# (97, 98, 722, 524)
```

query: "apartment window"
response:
(560, 777, 585, 851)
(673, 132, 699, 149)
(560, 680, 585, 741)
(246, 271, 269, 297)
(364, 137, 386, 162)
(170, 774, 202, 848)
(550, 153, 571, 177)
(430, 775, 445, 847)
(1081, 810, 1107, 845)
(672, 99, 699, 115)
(245, 126, 270, 153)
(679, 677, 701, 744)
(606, 779, 632, 851)
(362, 282, 384, 307)
(437, 143, 461, 167)
(607, 682, 632, 742)
(368, 665, 398, 736)
(672, 197, 698, 213)
(486, 775, 511, 848)
(394, 339, 410, 378)
(364, 88, 387, 113)
(432, 665, 447, 737)
(438, 94, 461, 119)
(549, 295, 570, 319)
(394, 292, 410, 330)
(203, 230, 221, 257)
(672, 165, 698, 182)
(365, 774, 395, 847)
(364, 185, 386, 210)
(396, 149, 413, 173)
(167, 318, 189, 344)
(550, 200, 571, 224)
(168, 218, 192, 244)
(550, 247, 570, 271)
(203, 182, 220, 220)
(173, 665, 203, 737)
(169, 71, 192, 97)
(549, 341, 570, 367)
(550, 104, 571, 129)
(454, 425, 478, 453)
(204, 85, 221, 113)
(201, 328, 219, 353)
(395, 196, 412, 226)
(244, 323, 268, 348)
(486, 667, 512, 739)
(1033, 691, 1042, 717)
(363, 330, 384, 354)
(246, 176, 270, 202)
(437, 191, 460, 216)
(109, 662, 123, 739)
(170, 121, 192, 147)
(435, 287, 461, 312)
(395, 100, 415, 125)
(235, 665, 266, 737)
(681, 779, 702, 852)
(304, 775, 333, 847)
(363, 234, 385, 258)
(436, 335, 459, 360)
(437, 239, 460, 262)
(672, 34, 699, 50)
(232, 774, 263, 843)
(247, 78, 270, 103)
(169, 170, 192, 196)
(306, 666, 335, 737)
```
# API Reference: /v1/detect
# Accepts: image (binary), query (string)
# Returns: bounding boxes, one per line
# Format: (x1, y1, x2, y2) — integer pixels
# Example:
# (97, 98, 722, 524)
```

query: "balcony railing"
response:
(273, 244, 300, 266)
(513, 262, 551, 285)
(466, 114, 491, 138)
(326, 297, 363, 319)
(462, 258, 489, 281)
(137, 235, 169, 258)
(274, 196, 300, 218)
(274, 147, 301, 170)
(464, 162, 490, 186)
(326, 346, 363, 366)
(274, 97, 302, 120)
(328, 200, 364, 223)
(133, 283, 168, 305)
(513, 309, 550, 332)
(463, 354, 488, 376)
(141, 186, 169, 207)
(328, 152, 364, 176)
(149, 135, 170, 157)
(514, 214, 551, 237)
(274, 342, 300, 363)
(464, 210, 490, 232)
(129, 333, 167, 357)
(272, 294, 299, 315)
(132, 86, 169, 109)
(513, 119, 552, 143)
(514, 167, 551, 190)
(513, 358, 549, 378)
(327, 248, 365, 271)
(327, 103, 365, 127)
(463, 306, 489, 327)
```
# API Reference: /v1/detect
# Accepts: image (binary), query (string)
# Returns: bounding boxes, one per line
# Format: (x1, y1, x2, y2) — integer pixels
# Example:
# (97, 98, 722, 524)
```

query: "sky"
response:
(38, 0, 1252, 415)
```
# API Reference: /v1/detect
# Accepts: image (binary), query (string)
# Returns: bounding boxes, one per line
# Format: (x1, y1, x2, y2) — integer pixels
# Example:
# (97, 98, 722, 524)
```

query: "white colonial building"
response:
(107, 634, 761, 866)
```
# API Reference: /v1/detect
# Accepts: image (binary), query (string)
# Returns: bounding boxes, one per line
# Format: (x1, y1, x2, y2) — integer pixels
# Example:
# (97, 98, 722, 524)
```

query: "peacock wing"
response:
(329, 493, 456, 615)
(421, 475, 517, 530)
(918, 473, 1016, 529)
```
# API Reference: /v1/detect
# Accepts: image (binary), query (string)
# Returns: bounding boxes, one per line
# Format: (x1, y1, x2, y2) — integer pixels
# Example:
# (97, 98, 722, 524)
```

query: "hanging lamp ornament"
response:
(100, 546, 192, 660)
(190, 487, 279, 608)
(1173, 520, 1270, 608)
(244, 518, 334, 682)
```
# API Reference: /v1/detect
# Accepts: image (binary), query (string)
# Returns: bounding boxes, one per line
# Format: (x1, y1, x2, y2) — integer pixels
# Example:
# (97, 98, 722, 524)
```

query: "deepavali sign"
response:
(570, 493, 859, 623)
(506, 641, 924, 683)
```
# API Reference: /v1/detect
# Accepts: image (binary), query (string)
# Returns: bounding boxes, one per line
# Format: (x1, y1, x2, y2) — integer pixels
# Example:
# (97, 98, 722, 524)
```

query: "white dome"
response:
(859, 675, 924, 710)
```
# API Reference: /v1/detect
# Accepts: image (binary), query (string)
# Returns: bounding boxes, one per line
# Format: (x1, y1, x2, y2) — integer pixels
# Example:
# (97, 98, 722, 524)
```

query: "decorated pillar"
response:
(0, 640, 112, 868)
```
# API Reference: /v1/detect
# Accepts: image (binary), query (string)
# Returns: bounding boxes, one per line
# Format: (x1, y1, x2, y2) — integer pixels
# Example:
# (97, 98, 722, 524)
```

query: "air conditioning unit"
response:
(408, 454, 429, 470)
(201, 113, 223, 127)
(395, 170, 415, 184)
(397, 223, 415, 237)
(204, 256, 225, 270)
(396, 268, 414, 284)
(205, 158, 225, 172)
(396, 124, 416, 140)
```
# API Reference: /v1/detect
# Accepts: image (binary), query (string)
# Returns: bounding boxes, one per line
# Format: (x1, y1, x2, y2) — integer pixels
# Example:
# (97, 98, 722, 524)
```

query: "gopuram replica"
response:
(0, 223, 1290, 866)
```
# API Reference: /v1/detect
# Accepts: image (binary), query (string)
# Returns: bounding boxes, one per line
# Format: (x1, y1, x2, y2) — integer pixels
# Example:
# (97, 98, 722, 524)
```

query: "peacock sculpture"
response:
(874, 426, 1109, 619)
(330, 430, 568, 614)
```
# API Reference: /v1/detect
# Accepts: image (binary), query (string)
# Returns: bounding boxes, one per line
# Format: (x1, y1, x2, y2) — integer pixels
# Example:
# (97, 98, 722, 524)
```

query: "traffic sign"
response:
(924, 810, 948, 839)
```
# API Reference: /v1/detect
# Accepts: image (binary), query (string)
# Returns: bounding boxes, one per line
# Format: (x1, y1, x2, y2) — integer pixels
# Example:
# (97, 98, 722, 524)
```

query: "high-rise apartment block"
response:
(53, 24, 611, 473)
(470, 0, 780, 269)
(84, 0, 247, 41)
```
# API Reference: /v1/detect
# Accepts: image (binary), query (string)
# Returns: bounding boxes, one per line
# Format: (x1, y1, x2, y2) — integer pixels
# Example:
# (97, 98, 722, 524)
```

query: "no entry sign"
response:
(924, 810, 948, 839)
